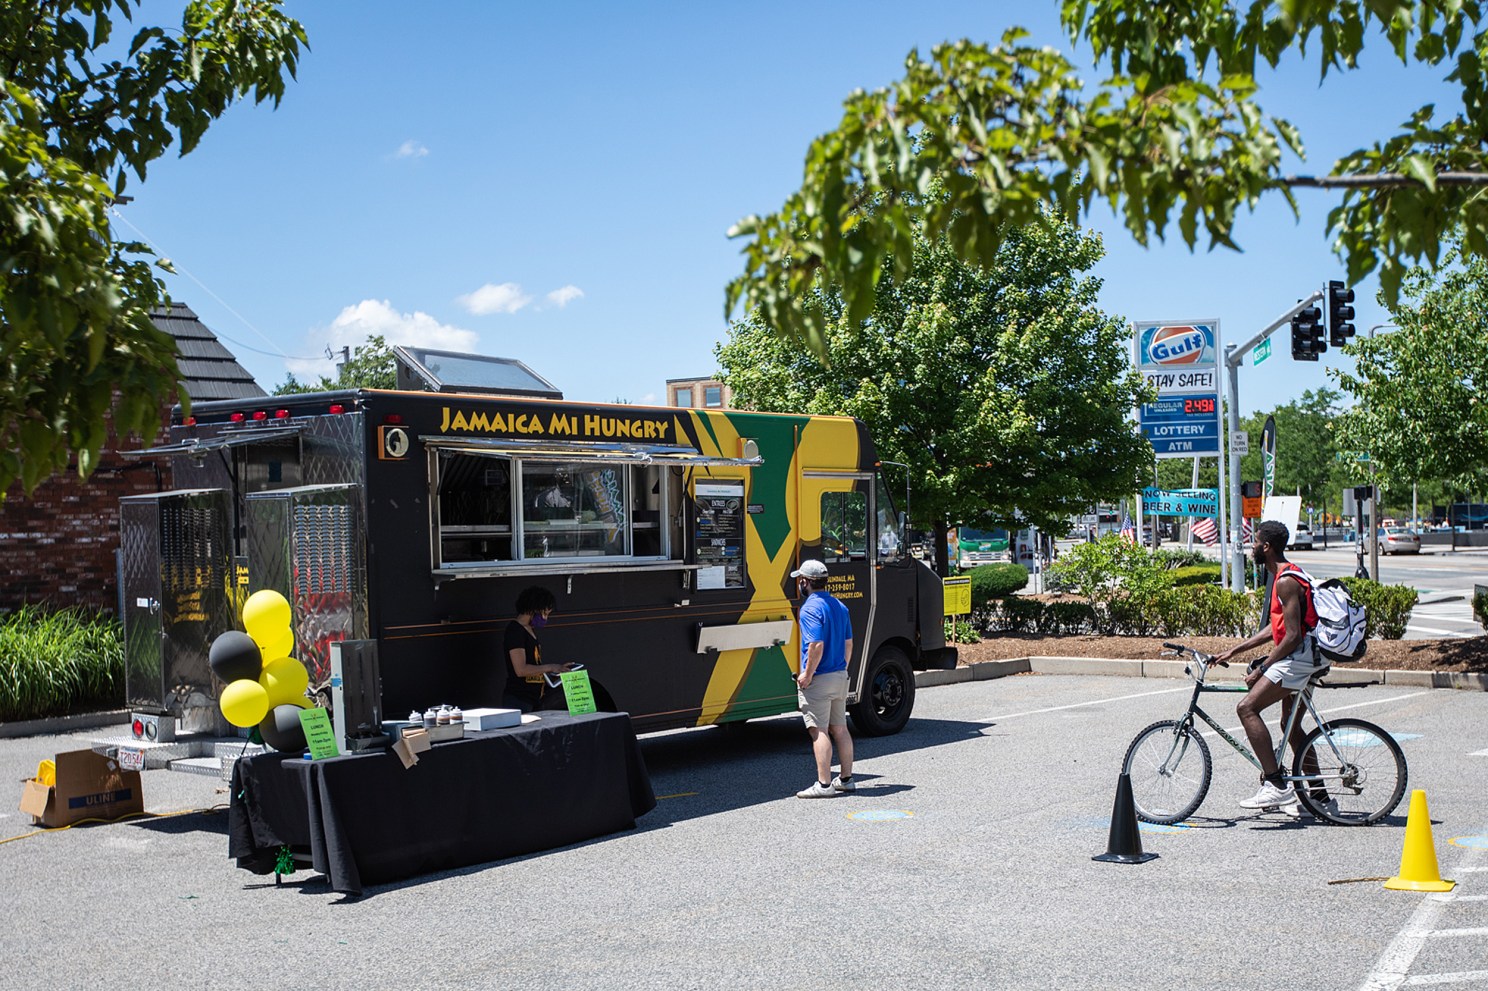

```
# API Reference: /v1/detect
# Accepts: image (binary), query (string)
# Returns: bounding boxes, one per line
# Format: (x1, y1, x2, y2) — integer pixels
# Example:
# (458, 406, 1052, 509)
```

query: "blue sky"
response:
(118, 2, 1457, 415)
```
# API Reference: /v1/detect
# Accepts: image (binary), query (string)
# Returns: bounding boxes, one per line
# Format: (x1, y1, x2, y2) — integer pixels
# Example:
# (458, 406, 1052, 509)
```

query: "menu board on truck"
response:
(694, 481, 745, 589)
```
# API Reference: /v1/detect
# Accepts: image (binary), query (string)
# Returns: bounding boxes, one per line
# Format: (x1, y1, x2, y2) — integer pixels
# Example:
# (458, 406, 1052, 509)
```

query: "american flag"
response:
(1191, 517, 1218, 545)
(1242, 518, 1255, 544)
(1119, 508, 1136, 542)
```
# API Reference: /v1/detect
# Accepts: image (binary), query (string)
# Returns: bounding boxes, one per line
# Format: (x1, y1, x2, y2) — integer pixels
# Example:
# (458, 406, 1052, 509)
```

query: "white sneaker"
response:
(1308, 797, 1341, 819)
(796, 781, 836, 799)
(1239, 780, 1298, 809)
(831, 775, 856, 793)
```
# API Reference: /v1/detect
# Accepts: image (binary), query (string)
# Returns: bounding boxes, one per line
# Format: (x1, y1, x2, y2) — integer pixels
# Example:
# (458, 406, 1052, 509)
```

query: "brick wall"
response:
(0, 414, 169, 616)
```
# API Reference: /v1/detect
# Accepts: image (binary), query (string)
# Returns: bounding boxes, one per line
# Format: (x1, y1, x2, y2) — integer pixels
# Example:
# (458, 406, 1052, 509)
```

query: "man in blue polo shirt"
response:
(791, 559, 855, 798)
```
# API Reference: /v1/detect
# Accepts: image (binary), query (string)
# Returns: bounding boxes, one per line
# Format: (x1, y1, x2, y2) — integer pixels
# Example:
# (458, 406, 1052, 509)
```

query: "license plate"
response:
(117, 746, 146, 772)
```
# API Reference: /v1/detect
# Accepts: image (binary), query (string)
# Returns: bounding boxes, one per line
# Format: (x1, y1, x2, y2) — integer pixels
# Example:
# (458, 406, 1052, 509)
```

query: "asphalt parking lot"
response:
(3, 673, 1485, 991)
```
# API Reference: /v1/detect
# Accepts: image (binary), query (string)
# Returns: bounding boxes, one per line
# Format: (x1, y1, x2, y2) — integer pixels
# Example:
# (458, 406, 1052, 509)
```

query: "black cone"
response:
(1093, 772, 1158, 864)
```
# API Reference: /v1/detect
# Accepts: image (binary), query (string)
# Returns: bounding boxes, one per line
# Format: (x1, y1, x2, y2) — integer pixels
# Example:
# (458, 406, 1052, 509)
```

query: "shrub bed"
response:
(1338, 577, 1418, 640)
(0, 606, 124, 722)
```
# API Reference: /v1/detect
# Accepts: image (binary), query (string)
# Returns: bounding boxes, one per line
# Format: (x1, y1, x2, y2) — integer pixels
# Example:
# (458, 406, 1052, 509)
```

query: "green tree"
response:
(1333, 242, 1488, 495)
(726, 2, 1488, 358)
(274, 336, 396, 394)
(1238, 389, 1346, 507)
(1, 0, 307, 494)
(717, 217, 1153, 576)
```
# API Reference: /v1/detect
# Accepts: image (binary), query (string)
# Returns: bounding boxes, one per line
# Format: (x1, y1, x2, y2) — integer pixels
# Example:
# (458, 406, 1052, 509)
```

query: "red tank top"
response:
(1269, 562, 1318, 644)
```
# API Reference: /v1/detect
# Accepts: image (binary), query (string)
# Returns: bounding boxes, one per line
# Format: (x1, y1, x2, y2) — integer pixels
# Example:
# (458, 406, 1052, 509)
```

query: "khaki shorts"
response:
(1262, 637, 1329, 691)
(798, 669, 849, 730)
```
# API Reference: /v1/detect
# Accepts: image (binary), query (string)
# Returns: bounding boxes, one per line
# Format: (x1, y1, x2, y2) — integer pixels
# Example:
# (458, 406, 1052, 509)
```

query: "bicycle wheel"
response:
(1122, 719, 1212, 825)
(1291, 717, 1408, 825)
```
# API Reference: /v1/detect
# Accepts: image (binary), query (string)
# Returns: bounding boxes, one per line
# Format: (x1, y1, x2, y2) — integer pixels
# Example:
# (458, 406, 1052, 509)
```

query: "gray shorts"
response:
(798, 669, 848, 730)
(1262, 637, 1329, 691)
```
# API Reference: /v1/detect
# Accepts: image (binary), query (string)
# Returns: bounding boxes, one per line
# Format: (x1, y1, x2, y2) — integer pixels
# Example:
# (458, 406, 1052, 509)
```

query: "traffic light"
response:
(1328, 280, 1356, 347)
(1290, 304, 1324, 360)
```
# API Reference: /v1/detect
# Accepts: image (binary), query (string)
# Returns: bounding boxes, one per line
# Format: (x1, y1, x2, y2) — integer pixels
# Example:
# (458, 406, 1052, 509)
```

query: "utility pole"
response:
(1224, 290, 1326, 591)
(1364, 323, 1396, 582)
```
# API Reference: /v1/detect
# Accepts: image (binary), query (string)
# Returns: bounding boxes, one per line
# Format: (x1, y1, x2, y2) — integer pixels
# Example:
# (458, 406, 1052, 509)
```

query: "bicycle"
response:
(1121, 642, 1408, 826)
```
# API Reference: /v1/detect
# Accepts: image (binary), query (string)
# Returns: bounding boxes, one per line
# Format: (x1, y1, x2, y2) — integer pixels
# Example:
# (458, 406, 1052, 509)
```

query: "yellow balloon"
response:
(252, 625, 294, 660)
(242, 590, 291, 641)
(259, 655, 310, 707)
(219, 679, 270, 728)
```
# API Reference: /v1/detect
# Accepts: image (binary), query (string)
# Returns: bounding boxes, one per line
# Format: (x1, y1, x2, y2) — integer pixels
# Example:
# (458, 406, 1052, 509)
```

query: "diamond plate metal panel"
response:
(245, 485, 367, 689)
(302, 411, 366, 487)
(119, 490, 233, 713)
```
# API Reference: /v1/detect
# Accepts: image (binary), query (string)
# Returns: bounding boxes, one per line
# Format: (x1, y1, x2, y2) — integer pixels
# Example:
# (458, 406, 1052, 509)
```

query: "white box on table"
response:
(461, 708, 521, 731)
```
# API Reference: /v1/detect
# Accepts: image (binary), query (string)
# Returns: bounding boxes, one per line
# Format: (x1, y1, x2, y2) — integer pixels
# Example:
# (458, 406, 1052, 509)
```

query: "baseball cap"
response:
(790, 560, 829, 579)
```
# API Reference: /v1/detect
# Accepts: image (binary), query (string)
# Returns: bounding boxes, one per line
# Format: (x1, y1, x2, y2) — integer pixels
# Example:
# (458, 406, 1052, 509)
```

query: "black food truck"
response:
(118, 349, 954, 737)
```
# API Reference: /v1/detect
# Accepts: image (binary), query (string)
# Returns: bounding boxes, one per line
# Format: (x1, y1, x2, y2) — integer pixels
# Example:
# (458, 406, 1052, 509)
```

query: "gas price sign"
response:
(1140, 394, 1221, 457)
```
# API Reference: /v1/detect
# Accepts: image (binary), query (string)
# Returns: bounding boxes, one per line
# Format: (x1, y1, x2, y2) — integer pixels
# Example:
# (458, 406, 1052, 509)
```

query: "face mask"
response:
(532, 613, 549, 629)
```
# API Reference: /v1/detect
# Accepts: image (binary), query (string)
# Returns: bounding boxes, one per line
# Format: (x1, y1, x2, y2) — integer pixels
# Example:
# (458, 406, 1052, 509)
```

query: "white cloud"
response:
(395, 140, 429, 159)
(286, 299, 478, 378)
(545, 284, 584, 308)
(457, 282, 533, 315)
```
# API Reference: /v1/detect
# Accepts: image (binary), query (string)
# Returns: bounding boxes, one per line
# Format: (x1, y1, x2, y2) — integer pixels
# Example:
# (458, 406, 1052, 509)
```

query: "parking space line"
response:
(1203, 692, 1432, 742)
(1405, 625, 1473, 637)
(979, 686, 1189, 721)
(1403, 972, 1488, 987)
(1358, 845, 1487, 991)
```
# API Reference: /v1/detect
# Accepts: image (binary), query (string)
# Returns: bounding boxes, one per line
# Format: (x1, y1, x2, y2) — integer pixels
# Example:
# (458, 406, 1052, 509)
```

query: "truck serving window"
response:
(433, 451, 675, 569)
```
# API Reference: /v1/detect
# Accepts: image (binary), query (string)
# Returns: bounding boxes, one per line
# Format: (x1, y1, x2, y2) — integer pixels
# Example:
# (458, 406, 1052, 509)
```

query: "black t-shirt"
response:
(502, 621, 544, 706)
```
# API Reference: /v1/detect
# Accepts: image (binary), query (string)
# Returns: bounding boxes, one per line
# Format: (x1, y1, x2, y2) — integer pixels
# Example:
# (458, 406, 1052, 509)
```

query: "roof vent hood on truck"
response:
(392, 345, 563, 399)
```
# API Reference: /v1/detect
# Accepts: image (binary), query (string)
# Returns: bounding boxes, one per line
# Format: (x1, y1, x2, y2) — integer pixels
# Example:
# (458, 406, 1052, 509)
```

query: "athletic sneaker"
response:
(1308, 797, 1341, 820)
(831, 775, 856, 793)
(1239, 780, 1298, 809)
(796, 781, 836, 799)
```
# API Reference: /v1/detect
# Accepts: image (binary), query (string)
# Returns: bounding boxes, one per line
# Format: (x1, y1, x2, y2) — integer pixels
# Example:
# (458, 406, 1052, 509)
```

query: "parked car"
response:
(1288, 525, 1315, 551)
(1377, 526, 1422, 555)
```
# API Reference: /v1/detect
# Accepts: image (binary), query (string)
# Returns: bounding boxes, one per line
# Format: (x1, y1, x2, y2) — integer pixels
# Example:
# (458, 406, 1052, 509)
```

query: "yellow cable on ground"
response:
(0, 805, 229, 847)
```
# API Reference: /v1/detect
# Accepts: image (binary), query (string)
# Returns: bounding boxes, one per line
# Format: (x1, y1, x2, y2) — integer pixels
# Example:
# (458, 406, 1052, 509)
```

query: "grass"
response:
(0, 605, 124, 722)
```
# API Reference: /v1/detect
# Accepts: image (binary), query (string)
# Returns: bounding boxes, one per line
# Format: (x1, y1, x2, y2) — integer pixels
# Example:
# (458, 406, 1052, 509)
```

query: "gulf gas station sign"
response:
(1135, 321, 1221, 458)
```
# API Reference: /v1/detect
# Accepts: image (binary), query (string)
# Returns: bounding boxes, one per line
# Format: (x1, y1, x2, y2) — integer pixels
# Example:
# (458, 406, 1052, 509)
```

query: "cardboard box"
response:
(19, 749, 144, 827)
(461, 707, 521, 731)
(391, 727, 433, 769)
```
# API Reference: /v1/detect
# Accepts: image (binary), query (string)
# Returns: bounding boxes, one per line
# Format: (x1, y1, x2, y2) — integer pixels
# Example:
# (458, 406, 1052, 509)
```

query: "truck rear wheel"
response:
(848, 645, 915, 736)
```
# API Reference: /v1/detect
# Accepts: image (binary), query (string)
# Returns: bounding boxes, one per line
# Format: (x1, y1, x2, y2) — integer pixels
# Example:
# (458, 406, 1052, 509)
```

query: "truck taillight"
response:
(252, 410, 268, 421)
(183, 416, 197, 426)
(328, 404, 346, 414)
(274, 409, 290, 419)
(229, 412, 246, 423)
(383, 414, 403, 425)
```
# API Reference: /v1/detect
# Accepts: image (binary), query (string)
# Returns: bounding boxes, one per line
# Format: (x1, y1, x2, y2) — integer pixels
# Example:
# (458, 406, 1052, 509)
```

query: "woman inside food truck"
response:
(502, 585, 577, 711)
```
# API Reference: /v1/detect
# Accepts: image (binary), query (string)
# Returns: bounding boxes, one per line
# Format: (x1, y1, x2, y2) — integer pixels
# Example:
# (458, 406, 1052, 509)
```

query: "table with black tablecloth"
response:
(228, 711, 655, 895)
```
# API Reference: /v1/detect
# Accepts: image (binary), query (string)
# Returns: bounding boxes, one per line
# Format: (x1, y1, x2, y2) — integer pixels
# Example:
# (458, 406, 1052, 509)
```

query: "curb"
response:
(916, 659, 1488, 692)
(0, 709, 130, 740)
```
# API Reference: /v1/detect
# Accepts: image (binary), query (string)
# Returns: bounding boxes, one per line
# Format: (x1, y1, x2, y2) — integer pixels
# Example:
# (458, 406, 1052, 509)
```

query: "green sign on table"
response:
(560, 669, 597, 715)
(1253, 338, 1271, 365)
(297, 707, 341, 759)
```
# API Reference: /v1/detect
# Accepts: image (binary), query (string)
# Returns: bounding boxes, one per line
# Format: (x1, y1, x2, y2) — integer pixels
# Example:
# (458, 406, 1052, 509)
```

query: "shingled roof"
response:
(151, 302, 266, 401)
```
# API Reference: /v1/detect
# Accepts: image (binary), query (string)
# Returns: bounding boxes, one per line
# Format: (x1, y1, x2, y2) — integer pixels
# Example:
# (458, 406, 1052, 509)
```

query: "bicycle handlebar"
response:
(1162, 642, 1226, 668)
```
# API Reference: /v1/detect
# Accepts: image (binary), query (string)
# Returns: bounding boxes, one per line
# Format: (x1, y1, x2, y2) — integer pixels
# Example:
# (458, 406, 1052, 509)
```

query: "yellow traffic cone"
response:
(1384, 790, 1456, 892)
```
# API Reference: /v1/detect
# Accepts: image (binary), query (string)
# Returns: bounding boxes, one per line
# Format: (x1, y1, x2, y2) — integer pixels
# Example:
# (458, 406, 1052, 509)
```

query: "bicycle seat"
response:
(1306, 666, 1332, 687)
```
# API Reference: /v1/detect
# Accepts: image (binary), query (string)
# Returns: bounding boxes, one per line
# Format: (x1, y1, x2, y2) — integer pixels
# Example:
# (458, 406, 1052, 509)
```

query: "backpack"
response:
(1289, 569, 1368, 663)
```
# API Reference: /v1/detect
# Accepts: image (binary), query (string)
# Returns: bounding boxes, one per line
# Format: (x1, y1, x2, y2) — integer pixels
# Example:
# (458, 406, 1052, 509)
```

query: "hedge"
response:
(968, 563, 1029, 610)
(1338, 577, 1418, 640)
(0, 606, 124, 722)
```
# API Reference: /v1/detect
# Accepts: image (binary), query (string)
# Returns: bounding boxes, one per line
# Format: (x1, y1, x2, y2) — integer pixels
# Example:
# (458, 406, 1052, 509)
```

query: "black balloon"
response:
(258, 704, 309, 752)
(208, 631, 263, 684)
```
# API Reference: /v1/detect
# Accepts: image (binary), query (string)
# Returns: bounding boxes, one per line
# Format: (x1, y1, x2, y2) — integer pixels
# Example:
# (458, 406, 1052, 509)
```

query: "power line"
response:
(108, 208, 328, 363)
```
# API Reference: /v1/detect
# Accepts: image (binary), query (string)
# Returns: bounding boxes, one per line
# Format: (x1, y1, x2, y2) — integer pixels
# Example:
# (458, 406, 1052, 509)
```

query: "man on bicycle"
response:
(1213, 520, 1328, 809)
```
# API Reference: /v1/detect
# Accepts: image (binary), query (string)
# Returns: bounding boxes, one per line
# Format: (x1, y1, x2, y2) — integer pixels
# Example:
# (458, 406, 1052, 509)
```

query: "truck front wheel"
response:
(848, 645, 915, 736)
